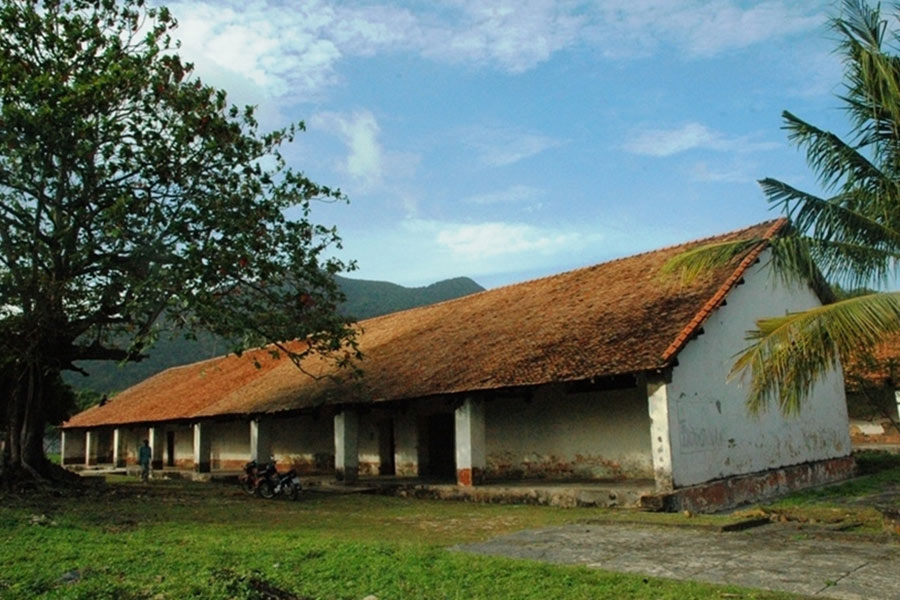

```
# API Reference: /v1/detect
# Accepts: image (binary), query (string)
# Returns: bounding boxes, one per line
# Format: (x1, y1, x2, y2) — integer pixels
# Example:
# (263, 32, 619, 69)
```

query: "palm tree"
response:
(666, 0, 900, 415)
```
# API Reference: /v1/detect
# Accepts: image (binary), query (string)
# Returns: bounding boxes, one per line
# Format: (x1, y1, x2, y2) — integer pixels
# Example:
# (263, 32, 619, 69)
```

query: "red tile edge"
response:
(659, 218, 787, 365)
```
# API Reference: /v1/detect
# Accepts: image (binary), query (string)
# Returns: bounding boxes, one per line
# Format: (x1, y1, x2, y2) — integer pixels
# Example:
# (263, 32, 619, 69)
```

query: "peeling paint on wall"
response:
(665, 254, 852, 489)
(655, 456, 856, 513)
(484, 385, 654, 481)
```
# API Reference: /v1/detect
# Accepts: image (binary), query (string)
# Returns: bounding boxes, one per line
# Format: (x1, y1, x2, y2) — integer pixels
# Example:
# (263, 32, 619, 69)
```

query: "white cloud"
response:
(587, 0, 821, 59)
(419, 0, 586, 73)
(463, 126, 564, 167)
(689, 161, 754, 183)
(310, 110, 383, 184)
(168, 1, 344, 99)
(433, 221, 580, 259)
(463, 184, 543, 205)
(163, 1, 824, 101)
(624, 123, 779, 157)
(336, 216, 699, 287)
(625, 123, 717, 157)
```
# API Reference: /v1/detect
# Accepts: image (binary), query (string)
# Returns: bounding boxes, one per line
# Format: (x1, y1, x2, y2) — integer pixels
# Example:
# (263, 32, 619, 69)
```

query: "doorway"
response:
(166, 431, 175, 467)
(422, 413, 455, 480)
(378, 419, 396, 476)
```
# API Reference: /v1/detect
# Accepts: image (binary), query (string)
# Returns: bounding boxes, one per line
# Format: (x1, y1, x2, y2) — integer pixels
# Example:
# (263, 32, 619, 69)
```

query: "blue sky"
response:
(163, 0, 849, 288)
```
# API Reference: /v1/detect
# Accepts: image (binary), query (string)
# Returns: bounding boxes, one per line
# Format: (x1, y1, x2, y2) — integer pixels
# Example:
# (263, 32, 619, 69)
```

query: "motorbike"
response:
(255, 458, 302, 500)
(238, 459, 265, 495)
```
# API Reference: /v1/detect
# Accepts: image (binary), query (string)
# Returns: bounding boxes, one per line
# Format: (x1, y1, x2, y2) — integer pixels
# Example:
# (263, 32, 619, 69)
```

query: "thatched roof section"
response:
(63, 220, 784, 428)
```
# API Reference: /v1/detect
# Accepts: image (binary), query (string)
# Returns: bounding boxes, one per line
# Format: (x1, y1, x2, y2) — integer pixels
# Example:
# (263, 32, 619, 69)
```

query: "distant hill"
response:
(336, 275, 484, 320)
(63, 275, 484, 395)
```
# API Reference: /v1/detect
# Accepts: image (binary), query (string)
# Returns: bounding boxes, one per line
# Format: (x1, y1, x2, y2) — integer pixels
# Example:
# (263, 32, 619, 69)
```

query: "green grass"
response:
(0, 476, 800, 600)
(759, 451, 900, 534)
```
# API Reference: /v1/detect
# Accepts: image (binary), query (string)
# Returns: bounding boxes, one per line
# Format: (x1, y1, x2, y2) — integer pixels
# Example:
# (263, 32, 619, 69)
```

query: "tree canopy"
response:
(0, 0, 358, 480)
(666, 0, 900, 415)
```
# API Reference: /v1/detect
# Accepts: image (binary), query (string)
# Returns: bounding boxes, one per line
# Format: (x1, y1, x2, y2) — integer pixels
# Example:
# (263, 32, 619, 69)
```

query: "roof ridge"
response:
(357, 219, 784, 327)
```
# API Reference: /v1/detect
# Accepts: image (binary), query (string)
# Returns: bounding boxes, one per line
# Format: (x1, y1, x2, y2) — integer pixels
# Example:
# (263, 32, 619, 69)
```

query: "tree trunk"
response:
(2, 362, 51, 482)
(20, 363, 48, 477)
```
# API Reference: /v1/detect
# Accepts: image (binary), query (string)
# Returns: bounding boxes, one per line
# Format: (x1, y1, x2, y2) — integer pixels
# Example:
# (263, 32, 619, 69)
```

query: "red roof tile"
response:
(844, 333, 900, 390)
(63, 220, 785, 428)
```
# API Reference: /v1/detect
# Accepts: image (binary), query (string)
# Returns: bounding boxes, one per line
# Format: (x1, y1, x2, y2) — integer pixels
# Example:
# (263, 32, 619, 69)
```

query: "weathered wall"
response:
(117, 427, 143, 465)
(270, 414, 334, 473)
(353, 412, 376, 476)
(666, 254, 852, 488)
(394, 411, 418, 476)
(849, 416, 900, 445)
(484, 385, 654, 480)
(170, 425, 194, 469)
(90, 429, 114, 464)
(209, 420, 250, 470)
(61, 430, 86, 464)
(847, 389, 900, 445)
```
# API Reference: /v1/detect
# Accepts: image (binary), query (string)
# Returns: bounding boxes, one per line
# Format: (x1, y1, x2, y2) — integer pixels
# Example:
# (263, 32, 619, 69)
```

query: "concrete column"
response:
(454, 397, 485, 486)
(647, 377, 674, 491)
(112, 428, 125, 468)
(60, 430, 68, 466)
(85, 430, 94, 466)
(193, 422, 212, 473)
(334, 410, 359, 483)
(250, 418, 273, 463)
(148, 427, 165, 470)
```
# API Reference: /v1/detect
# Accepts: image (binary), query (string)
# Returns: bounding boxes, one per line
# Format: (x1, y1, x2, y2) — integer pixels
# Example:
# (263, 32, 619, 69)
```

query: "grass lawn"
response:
(757, 450, 900, 535)
(3, 453, 898, 600)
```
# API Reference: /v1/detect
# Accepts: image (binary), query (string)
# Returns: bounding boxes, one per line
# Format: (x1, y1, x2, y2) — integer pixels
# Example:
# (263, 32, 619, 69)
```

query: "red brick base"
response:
(641, 456, 856, 513)
(457, 467, 484, 486)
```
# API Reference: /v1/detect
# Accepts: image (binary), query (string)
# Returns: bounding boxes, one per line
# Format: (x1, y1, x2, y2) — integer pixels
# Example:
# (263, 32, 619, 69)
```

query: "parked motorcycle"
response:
(256, 459, 302, 500)
(238, 459, 265, 495)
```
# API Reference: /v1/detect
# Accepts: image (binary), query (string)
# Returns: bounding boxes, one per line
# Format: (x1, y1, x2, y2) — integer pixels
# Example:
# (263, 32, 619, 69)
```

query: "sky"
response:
(161, 0, 853, 288)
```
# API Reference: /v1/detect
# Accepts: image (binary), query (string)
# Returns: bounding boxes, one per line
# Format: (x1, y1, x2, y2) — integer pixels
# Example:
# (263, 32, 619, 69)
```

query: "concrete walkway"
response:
(455, 522, 900, 599)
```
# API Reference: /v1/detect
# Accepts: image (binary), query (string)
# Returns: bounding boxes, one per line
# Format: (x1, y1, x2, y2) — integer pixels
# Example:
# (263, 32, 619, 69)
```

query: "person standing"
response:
(138, 439, 152, 482)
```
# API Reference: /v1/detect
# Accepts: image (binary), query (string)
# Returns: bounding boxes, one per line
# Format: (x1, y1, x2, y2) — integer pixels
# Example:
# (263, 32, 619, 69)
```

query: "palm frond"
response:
(760, 179, 900, 245)
(804, 238, 900, 289)
(732, 291, 900, 415)
(779, 112, 889, 193)
(660, 239, 762, 285)
(833, 0, 900, 167)
(765, 234, 835, 303)
(760, 179, 900, 283)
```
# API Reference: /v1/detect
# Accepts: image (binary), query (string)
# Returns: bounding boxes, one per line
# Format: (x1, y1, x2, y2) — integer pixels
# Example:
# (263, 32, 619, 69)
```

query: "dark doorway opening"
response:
(421, 413, 455, 480)
(378, 419, 396, 476)
(166, 431, 175, 467)
(95, 430, 114, 464)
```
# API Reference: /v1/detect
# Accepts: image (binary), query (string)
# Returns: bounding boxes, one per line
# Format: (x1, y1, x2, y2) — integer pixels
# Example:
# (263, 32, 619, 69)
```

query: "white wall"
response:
(485, 384, 654, 480)
(117, 427, 142, 465)
(62, 430, 86, 464)
(210, 420, 250, 470)
(171, 425, 194, 468)
(667, 253, 851, 488)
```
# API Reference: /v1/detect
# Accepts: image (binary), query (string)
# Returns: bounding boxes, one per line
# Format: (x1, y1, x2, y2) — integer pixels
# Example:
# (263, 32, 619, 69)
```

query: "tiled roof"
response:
(844, 333, 900, 390)
(63, 220, 785, 428)
(63, 344, 304, 428)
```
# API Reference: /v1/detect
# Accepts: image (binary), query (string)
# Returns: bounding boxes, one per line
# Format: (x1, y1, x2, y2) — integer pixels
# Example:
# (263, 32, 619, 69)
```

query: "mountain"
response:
(64, 276, 484, 395)
(336, 275, 484, 320)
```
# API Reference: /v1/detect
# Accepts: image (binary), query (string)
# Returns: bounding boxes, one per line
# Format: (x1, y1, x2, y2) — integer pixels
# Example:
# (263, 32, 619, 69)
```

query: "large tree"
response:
(0, 0, 358, 481)
(667, 0, 900, 415)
